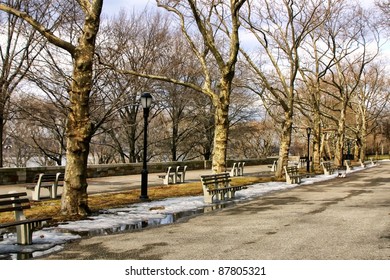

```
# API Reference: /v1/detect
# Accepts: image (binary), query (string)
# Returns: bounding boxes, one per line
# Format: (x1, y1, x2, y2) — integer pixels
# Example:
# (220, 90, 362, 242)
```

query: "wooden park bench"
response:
(227, 161, 245, 177)
(268, 160, 277, 172)
(175, 166, 187, 183)
(200, 173, 247, 203)
(359, 158, 377, 167)
(227, 162, 238, 176)
(344, 160, 353, 172)
(283, 166, 302, 184)
(158, 166, 188, 184)
(237, 162, 245, 176)
(158, 166, 177, 184)
(26, 173, 64, 201)
(0, 192, 51, 245)
(321, 161, 336, 175)
(298, 157, 307, 169)
(359, 159, 366, 167)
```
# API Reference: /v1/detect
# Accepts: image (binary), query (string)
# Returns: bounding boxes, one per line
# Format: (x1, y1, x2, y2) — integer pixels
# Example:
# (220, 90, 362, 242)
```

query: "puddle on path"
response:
(56, 200, 235, 237)
(0, 200, 236, 260)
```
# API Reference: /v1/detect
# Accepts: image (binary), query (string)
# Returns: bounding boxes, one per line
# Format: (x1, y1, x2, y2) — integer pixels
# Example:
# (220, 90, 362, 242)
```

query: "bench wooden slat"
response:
(0, 205, 31, 213)
(0, 197, 30, 207)
(0, 217, 51, 229)
(202, 177, 232, 183)
(0, 192, 28, 199)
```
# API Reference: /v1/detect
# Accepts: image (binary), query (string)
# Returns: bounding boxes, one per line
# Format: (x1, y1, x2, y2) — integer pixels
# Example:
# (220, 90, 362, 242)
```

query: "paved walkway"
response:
(41, 162, 390, 260)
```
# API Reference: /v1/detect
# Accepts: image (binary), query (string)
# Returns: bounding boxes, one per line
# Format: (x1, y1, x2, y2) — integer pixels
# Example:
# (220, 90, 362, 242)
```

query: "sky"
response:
(102, 0, 375, 16)
(102, 0, 155, 15)
(0, 162, 383, 260)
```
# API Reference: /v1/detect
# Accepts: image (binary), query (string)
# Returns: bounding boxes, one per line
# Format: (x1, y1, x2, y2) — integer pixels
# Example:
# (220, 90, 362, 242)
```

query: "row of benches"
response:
(158, 162, 246, 185)
(284, 160, 350, 184)
(269, 158, 308, 172)
(25, 162, 244, 201)
(21, 159, 379, 201)
(285, 158, 378, 185)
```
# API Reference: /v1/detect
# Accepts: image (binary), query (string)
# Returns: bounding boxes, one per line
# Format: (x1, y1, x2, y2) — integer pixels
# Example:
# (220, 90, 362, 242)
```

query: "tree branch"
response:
(0, 4, 76, 55)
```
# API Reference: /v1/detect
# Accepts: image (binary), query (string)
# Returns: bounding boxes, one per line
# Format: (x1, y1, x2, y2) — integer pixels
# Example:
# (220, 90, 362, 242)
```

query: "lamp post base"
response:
(140, 169, 149, 201)
(139, 195, 151, 202)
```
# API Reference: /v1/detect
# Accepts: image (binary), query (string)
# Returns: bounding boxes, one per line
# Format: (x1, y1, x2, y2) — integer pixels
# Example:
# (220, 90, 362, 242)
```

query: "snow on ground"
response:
(0, 163, 380, 259)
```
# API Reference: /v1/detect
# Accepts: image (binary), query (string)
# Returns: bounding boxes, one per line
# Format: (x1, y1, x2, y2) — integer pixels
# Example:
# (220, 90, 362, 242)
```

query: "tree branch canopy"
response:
(0, 4, 76, 55)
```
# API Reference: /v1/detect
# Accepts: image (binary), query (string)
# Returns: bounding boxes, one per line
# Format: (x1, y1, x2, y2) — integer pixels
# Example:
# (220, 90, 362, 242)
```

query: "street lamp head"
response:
(306, 127, 311, 136)
(140, 92, 153, 109)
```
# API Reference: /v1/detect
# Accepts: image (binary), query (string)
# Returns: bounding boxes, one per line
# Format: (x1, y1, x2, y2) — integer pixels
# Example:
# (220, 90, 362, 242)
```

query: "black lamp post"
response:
(306, 127, 311, 172)
(140, 92, 153, 201)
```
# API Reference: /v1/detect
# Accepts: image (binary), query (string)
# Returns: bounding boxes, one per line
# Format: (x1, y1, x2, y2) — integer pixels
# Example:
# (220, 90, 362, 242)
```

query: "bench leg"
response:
(50, 185, 56, 199)
(31, 185, 41, 201)
(16, 223, 33, 245)
(228, 190, 235, 199)
(172, 174, 177, 184)
(203, 192, 213, 203)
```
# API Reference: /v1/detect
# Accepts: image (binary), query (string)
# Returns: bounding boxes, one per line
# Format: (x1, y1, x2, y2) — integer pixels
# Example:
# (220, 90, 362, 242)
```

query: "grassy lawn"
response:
(0, 176, 280, 224)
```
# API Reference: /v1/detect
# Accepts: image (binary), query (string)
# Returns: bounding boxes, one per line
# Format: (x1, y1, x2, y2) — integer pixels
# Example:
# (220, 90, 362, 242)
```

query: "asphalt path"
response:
(41, 161, 390, 260)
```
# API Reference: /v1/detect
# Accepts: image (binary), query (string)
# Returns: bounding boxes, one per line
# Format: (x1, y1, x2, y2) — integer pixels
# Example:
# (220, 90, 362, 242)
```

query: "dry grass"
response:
(0, 175, 278, 224)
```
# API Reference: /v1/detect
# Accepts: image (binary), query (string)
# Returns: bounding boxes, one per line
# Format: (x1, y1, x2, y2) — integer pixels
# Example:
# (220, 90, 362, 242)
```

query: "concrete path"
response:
(41, 162, 390, 260)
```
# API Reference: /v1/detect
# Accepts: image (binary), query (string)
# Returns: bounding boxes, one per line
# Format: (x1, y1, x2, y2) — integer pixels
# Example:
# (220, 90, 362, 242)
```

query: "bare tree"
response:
(0, 0, 104, 216)
(376, 0, 390, 29)
(17, 94, 67, 166)
(96, 9, 171, 163)
(240, 0, 330, 177)
(350, 64, 390, 160)
(318, 4, 380, 166)
(0, 1, 46, 167)
(102, 0, 246, 173)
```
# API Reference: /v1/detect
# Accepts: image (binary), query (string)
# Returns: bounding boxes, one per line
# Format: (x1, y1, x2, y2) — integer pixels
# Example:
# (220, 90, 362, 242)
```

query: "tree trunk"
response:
(312, 111, 322, 169)
(0, 113, 3, 167)
(171, 118, 178, 161)
(359, 116, 368, 161)
(60, 9, 101, 216)
(61, 47, 94, 216)
(211, 85, 230, 173)
(334, 109, 346, 167)
(276, 114, 293, 178)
